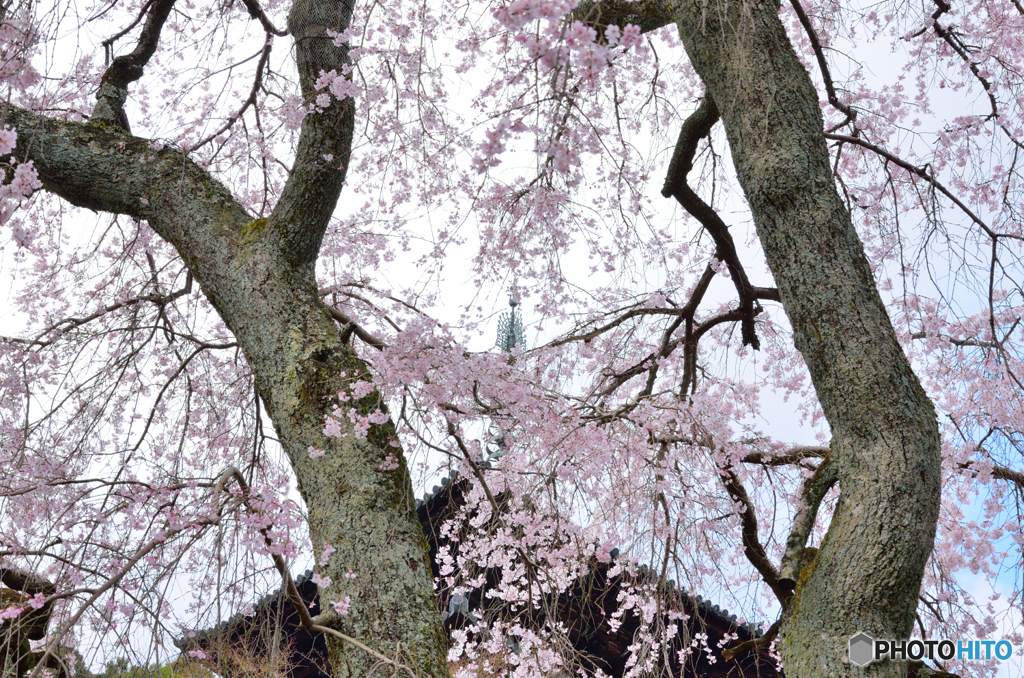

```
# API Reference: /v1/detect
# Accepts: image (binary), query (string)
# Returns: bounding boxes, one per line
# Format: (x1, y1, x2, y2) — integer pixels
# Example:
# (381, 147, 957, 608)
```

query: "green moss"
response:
(240, 217, 268, 245)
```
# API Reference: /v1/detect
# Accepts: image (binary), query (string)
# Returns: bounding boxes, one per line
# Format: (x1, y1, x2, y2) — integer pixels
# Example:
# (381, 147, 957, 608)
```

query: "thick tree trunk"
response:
(672, 1, 941, 676)
(9, 92, 448, 678)
(7, 1, 449, 675)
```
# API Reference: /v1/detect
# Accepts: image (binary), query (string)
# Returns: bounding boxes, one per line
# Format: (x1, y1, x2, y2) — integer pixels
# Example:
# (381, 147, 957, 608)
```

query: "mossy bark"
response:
(6, 0, 448, 670)
(673, 1, 942, 677)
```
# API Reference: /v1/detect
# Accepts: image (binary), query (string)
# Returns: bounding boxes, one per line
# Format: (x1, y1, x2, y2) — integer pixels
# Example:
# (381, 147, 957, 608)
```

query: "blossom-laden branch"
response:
(5, 1, 448, 672)
(572, 0, 676, 36)
(29, 467, 247, 678)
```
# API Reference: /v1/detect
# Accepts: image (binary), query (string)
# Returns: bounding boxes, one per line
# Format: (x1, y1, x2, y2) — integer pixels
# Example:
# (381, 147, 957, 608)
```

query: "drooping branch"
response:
(662, 95, 765, 349)
(31, 468, 246, 678)
(25, 278, 193, 345)
(778, 452, 837, 591)
(825, 133, 1006, 241)
(920, 0, 998, 120)
(93, 0, 177, 129)
(194, 34, 274, 150)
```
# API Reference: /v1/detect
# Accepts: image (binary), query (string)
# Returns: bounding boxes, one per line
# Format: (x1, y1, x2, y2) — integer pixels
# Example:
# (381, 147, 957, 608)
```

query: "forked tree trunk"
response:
(673, 1, 942, 676)
(8, 0, 450, 669)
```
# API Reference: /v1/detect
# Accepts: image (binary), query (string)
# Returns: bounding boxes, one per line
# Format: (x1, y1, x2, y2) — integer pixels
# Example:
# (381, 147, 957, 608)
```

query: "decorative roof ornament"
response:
(495, 288, 526, 353)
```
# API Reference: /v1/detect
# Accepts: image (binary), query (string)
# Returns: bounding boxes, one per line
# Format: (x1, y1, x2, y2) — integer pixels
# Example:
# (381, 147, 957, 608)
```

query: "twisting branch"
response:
(918, 0, 998, 120)
(100, 0, 158, 50)
(716, 462, 787, 603)
(93, 0, 177, 129)
(662, 95, 765, 349)
(778, 452, 837, 590)
(989, 464, 1024, 489)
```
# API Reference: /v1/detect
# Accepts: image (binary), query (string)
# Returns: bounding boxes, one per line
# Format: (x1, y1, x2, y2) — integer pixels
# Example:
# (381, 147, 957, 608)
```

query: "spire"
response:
(495, 287, 525, 353)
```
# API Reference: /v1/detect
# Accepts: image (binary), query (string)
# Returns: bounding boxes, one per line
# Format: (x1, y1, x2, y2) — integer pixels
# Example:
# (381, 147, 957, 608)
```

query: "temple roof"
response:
(180, 458, 780, 678)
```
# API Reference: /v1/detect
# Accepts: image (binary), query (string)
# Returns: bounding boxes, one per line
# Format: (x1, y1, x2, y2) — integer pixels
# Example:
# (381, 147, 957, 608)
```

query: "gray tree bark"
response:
(668, 1, 941, 676)
(6, 0, 449, 675)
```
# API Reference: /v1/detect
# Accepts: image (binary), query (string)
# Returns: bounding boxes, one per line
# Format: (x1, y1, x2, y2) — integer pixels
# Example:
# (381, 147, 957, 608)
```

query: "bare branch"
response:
(221, 458, 417, 677)
(721, 618, 780, 661)
(958, 460, 1024, 490)
(0, 563, 56, 594)
(789, 0, 856, 127)
(240, 0, 288, 36)
(327, 305, 387, 350)
(741, 445, 829, 467)
(717, 463, 787, 603)
(193, 33, 274, 150)
(662, 95, 765, 349)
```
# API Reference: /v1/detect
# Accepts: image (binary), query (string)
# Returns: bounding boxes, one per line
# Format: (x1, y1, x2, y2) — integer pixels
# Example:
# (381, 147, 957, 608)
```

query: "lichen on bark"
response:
(669, 0, 942, 676)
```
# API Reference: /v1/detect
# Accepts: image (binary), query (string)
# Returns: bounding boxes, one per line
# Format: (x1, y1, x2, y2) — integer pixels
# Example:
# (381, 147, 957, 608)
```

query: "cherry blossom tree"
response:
(0, 1, 1022, 678)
